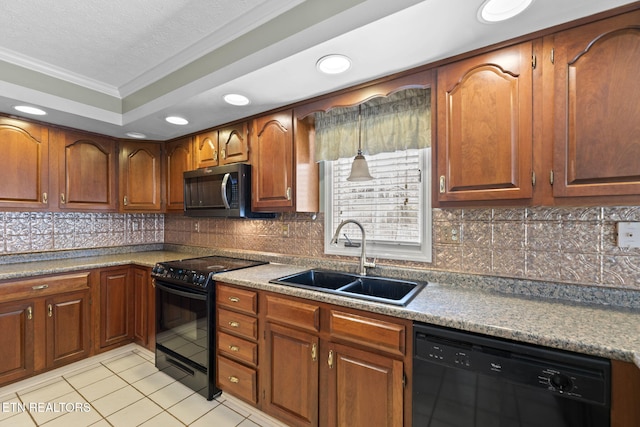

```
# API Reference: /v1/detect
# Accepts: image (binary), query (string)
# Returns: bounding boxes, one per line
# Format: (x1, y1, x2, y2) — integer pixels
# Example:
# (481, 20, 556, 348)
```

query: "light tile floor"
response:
(0, 345, 288, 427)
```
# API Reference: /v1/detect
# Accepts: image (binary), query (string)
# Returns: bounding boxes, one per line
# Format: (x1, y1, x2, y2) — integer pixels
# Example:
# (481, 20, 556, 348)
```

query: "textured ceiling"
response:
(0, 0, 636, 140)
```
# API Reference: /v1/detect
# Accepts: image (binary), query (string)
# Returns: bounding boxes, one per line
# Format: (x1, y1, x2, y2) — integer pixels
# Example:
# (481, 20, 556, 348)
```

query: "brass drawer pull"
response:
(229, 345, 240, 352)
(228, 296, 240, 303)
(228, 321, 240, 328)
(228, 376, 239, 384)
(32, 284, 49, 290)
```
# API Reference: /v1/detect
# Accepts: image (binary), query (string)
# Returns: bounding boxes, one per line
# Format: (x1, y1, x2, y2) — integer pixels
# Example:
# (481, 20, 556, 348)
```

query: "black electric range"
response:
(151, 255, 265, 400)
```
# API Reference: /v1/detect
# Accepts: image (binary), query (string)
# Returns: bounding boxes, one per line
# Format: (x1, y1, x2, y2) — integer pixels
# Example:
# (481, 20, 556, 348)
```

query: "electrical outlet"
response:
(442, 225, 461, 244)
(282, 224, 290, 238)
(617, 222, 640, 248)
(194, 221, 200, 233)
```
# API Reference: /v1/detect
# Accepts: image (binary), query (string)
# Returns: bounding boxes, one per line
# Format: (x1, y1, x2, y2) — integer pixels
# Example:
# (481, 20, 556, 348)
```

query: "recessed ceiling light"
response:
(165, 116, 189, 125)
(478, 0, 534, 23)
(125, 132, 147, 139)
(14, 105, 47, 115)
(316, 54, 352, 75)
(224, 93, 250, 106)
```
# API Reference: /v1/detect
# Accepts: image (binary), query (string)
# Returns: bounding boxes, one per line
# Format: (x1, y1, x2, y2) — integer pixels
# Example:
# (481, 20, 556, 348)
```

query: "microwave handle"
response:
(221, 173, 231, 209)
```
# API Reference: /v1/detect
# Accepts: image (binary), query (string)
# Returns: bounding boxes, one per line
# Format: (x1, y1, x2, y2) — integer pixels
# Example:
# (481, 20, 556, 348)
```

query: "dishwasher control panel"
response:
(414, 324, 611, 405)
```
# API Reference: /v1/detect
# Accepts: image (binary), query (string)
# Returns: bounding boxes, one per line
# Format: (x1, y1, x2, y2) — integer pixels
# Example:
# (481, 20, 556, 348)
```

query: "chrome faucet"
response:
(330, 219, 376, 275)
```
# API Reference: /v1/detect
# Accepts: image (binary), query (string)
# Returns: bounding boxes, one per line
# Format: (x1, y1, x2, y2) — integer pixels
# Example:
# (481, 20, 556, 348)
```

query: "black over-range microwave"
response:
(183, 163, 274, 218)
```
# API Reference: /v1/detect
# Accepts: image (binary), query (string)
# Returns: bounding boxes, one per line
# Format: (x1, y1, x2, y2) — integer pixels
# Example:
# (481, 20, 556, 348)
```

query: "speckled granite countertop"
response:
(215, 263, 640, 368)
(1, 251, 639, 368)
(0, 250, 190, 281)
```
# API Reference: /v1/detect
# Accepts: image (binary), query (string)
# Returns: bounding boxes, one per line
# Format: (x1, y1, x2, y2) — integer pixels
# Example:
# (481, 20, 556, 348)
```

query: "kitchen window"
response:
(324, 148, 432, 262)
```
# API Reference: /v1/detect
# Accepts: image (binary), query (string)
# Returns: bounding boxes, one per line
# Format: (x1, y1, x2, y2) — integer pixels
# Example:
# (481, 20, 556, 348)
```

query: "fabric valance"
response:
(314, 88, 431, 161)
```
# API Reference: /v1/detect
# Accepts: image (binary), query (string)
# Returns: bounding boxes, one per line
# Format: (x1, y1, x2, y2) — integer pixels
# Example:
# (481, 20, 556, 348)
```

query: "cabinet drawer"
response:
(218, 356, 257, 404)
(329, 310, 405, 357)
(218, 332, 258, 366)
(0, 272, 90, 303)
(217, 284, 257, 314)
(218, 308, 258, 340)
(265, 294, 320, 332)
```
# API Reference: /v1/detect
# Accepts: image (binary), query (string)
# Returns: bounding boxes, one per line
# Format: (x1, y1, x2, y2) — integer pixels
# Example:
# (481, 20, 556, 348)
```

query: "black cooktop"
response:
(160, 256, 265, 273)
(151, 256, 266, 291)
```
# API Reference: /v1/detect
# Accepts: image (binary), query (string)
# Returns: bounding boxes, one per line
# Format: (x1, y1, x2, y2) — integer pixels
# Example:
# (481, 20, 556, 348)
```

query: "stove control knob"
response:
(196, 274, 206, 285)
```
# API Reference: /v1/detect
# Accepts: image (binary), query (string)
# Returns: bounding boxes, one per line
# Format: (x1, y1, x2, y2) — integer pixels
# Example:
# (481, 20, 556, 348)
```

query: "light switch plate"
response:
(617, 222, 640, 248)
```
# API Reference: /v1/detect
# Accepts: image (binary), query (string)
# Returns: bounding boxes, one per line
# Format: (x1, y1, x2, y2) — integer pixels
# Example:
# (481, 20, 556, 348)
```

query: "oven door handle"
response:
(155, 281, 207, 301)
(221, 172, 231, 210)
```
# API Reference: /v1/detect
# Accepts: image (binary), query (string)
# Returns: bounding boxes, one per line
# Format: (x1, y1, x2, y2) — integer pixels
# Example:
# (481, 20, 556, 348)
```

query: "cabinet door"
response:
(132, 266, 151, 348)
(263, 322, 319, 427)
(551, 10, 640, 199)
(0, 117, 49, 209)
(194, 130, 219, 169)
(0, 300, 35, 385)
(55, 130, 117, 211)
(219, 122, 250, 164)
(436, 42, 534, 203)
(166, 137, 192, 212)
(326, 342, 403, 427)
(99, 268, 133, 349)
(45, 290, 90, 368)
(252, 111, 295, 211)
(120, 141, 163, 211)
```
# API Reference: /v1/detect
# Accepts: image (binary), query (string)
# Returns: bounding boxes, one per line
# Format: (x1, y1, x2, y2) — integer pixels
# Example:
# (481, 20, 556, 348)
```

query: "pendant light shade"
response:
(347, 105, 374, 181)
(347, 150, 374, 181)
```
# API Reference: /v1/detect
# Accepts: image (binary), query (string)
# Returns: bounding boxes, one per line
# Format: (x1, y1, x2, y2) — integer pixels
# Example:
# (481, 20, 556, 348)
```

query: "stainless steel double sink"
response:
(270, 269, 424, 306)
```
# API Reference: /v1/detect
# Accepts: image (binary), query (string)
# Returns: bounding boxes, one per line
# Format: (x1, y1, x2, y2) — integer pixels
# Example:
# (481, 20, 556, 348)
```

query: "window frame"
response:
(323, 148, 432, 263)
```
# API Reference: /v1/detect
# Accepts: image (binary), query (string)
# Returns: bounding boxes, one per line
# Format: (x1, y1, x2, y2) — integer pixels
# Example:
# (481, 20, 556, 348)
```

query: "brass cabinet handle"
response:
(286, 187, 292, 201)
(228, 321, 240, 328)
(228, 376, 239, 384)
(32, 284, 49, 290)
(60, 193, 66, 204)
(311, 343, 317, 362)
(42, 192, 48, 204)
(48, 304, 53, 318)
(328, 350, 334, 368)
(27, 306, 32, 320)
(229, 345, 240, 352)
(213, 150, 219, 162)
(439, 176, 446, 193)
(221, 148, 226, 159)
(228, 296, 240, 303)
(123, 196, 129, 206)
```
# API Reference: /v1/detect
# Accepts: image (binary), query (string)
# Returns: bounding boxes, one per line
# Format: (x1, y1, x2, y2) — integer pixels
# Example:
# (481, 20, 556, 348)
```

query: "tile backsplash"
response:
(164, 206, 640, 291)
(2, 207, 639, 291)
(0, 212, 164, 253)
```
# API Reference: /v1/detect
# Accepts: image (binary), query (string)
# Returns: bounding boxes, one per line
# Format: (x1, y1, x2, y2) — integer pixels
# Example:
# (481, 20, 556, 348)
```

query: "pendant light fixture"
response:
(347, 104, 374, 181)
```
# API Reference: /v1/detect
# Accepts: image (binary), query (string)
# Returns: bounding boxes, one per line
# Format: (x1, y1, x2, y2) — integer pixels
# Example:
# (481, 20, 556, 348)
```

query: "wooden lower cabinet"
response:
(327, 342, 404, 427)
(0, 272, 91, 387)
(99, 267, 134, 349)
(0, 300, 35, 385)
(215, 283, 409, 427)
(263, 322, 319, 427)
(45, 290, 91, 368)
(132, 266, 154, 350)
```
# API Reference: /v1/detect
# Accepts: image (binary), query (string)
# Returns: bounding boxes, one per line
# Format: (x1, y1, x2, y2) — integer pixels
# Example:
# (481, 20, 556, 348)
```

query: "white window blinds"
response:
(325, 148, 431, 262)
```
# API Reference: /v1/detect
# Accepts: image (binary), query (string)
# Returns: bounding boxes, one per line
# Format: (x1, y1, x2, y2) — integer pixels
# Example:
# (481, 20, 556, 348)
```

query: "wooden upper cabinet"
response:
(54, 130, 117, 211)
(219, 121, 250, 164)
(252, 110, 318, 212)
(119, 140, 163, 211)
(194, 130, 219, 169)
(550, 10, 640, 200)
(166, 137, 192, 212)
(0, 117, 49, 210)
(252, 111, 295, 210)
(436, 42, 534, 204)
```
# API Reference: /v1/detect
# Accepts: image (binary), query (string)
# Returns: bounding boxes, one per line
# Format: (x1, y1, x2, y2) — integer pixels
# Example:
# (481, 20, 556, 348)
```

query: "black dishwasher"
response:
(413, 323, 610, 427)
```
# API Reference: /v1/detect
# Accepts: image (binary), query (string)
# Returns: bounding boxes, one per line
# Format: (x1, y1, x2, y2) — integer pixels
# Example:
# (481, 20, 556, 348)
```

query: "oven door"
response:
(155, 281, 211, 370)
